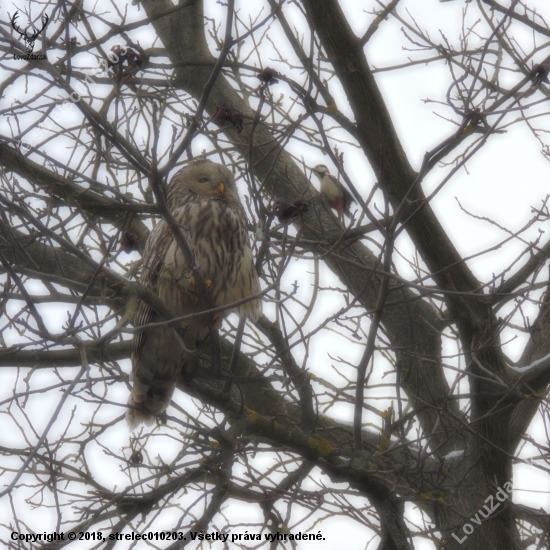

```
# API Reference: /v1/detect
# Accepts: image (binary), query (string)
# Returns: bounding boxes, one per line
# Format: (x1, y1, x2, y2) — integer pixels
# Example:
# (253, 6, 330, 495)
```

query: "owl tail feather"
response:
(126, 398, 156, 430)
(126, 375, 177, 430)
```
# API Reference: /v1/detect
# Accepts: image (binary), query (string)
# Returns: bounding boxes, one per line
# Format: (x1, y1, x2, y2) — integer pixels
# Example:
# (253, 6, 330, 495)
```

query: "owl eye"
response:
(198, 177, 209, 183)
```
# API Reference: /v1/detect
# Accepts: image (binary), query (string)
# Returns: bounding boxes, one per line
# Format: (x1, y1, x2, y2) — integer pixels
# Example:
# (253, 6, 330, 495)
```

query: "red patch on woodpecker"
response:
(330, 197, 344, 214)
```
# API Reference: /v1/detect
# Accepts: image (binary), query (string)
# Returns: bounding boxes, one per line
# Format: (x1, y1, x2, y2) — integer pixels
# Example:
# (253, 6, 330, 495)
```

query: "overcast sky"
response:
(1, 0, 549, 548)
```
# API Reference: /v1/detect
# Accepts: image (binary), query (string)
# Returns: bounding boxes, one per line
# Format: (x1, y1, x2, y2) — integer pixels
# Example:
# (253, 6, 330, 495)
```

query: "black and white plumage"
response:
(127, 159, 261, 429)
(311, 164, 355, 217)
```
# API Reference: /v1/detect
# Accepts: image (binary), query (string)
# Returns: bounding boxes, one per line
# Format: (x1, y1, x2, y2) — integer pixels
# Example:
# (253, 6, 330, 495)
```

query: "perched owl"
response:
(127, 159, 261, 429)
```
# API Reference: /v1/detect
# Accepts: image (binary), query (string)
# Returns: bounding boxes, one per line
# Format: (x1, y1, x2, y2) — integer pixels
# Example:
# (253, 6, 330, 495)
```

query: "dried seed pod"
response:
(258, 67, 279, 85)
(120, 231, 139, 253)
(272, 197, 309, 223)
(532, 62, 550, 84)
(129, 450, 143, 465)
(212, 102, 244, 133)
(108, 45, 144, 78)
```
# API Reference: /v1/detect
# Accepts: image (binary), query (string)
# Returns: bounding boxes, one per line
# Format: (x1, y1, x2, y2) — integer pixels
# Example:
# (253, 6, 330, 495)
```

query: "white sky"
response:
(1, 0, 549, 548)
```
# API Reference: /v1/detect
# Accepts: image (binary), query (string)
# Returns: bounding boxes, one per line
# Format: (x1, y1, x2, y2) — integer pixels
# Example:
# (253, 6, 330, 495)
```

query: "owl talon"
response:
(189, 277, 212, 294)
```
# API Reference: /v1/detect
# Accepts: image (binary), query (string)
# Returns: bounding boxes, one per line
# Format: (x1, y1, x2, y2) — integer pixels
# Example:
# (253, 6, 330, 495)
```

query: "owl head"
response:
(167, 159, 240, 208)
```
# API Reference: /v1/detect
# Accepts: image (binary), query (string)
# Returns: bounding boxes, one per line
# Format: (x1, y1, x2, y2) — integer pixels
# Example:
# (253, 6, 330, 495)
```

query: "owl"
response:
(127, 159, 261, 429)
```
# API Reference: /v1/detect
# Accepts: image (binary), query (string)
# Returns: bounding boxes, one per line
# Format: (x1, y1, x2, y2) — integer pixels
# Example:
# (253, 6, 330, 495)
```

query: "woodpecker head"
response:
(312, 164, 330, 177)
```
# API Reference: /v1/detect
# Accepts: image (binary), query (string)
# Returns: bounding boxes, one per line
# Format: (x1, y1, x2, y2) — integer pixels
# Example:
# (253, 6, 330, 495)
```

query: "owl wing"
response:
(127, 220, 187, 429)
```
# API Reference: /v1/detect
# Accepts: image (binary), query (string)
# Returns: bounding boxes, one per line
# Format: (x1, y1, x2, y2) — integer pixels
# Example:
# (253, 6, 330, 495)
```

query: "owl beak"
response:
(216, 182, 225, 194)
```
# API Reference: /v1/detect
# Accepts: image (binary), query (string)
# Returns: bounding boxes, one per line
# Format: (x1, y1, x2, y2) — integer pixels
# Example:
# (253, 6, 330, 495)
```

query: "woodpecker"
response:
(311, 164, 355, 217)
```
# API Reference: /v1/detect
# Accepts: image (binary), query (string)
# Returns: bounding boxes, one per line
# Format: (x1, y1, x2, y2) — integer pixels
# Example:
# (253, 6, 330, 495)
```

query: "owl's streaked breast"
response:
(161, 192, 258, 319)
